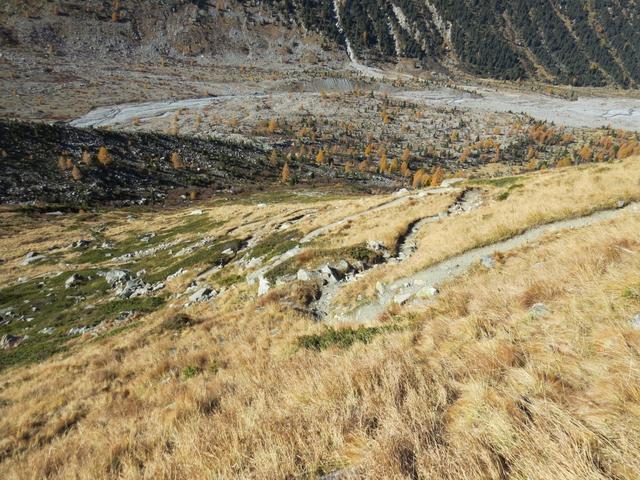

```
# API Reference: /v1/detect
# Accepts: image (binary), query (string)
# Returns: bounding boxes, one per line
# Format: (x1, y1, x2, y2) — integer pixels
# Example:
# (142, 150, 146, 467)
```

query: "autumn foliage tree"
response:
(171, 152, 183, 169)
(378, 152, 388, 173)
(430, 166, 445, 187)
(281, 163, 291, 184)
(97, 147, 111, 167)
(71, 165, 83, 181)
(269, 150, 278, 167)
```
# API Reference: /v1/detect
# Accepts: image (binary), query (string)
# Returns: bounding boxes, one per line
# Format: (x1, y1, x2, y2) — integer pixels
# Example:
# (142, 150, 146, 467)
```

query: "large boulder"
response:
(105, 270, 130, 287)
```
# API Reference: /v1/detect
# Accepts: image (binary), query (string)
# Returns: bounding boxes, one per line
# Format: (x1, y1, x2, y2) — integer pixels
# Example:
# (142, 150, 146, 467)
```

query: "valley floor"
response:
(1, 157, 639, 478)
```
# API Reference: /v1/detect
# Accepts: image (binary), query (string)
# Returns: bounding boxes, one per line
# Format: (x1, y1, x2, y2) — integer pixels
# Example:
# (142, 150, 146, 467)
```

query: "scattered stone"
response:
(631, 314, 640, 330)
(140, 232, 156, 243)
(367, 240, 385, 252)
(39, 327, 55, 335)
(71, 239, 92, 249)
(116, 311, 133, 322)
(258, 276, 271, 296)
(189, 209, 204, 216)
(376, 282, 386, 296)
(617, 200, 627, 209)
(45, 211, 63, 216)
(529, 303, 550, 318)
(167, 268, 187, 280)
(65, 273, 84, 289)
(481, 255, 496, 268)
(68, 326, 90, 336)
(257, 203, 267, 208)
(21, 251, 44, 266)
(1, 334, 24, 349)
(188, 287, 216, 304)
(416, 286, 439, 298)
(221, 248, 235, 256)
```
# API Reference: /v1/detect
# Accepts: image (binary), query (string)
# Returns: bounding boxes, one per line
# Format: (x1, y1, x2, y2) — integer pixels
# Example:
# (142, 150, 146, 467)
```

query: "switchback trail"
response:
(325, 201, 640, 324)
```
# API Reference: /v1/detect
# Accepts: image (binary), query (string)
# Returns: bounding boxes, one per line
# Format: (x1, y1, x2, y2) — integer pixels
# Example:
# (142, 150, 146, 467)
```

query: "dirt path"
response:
(325, 201, 640, 324)
(313, 188, 482, 318)
(300, 186, 458, 244)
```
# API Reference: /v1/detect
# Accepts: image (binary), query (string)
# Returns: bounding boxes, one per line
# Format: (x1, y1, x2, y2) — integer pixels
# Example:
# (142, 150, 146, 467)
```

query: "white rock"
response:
(297, 269, 312, 281)
(393, 293, 413, 305)
(416, 286, 439, 298)
(258, 276, 271, 296)
(189, 209, 204, 216)
(631, 314, 640, 330)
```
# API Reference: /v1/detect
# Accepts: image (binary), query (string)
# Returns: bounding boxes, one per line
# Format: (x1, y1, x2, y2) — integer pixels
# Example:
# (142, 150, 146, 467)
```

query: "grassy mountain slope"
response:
(0, 157, 639, 478)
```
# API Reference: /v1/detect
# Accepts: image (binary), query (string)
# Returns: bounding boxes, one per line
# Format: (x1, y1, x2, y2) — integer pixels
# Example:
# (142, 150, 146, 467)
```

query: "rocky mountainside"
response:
(1, 0, 639, 87)
(0, 121, 393, 206)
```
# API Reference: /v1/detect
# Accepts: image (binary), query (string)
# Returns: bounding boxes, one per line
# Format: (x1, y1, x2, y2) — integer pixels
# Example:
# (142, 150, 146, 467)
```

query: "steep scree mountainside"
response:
(1, 0, 639, 87)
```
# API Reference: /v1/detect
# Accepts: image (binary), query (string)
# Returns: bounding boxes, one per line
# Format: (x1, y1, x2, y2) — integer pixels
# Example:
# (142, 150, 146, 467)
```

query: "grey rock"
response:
(167, 268, 187, 280)
(105, 270, 130, 287)
(221, 248, 235, 256)
(140, 232, 156, 243)
(68, 326, 90, 336)
(529, 303, 550, 318)
(22, 251, 44, 266)
(376, 282, 386, 296)
(39, 327, 55, 335)
(297, 269, 312, 281)
(258, 276, 271, 296)
(331, 260, 352, 275)
(65, 273, 84, 289)
(321, 264, 342, 283)
(367, 240, 385, 252)
(117, 279, 151, 299)
(631, 314, 640, 330)
(1, 334, 24, 349)
(188, 287, 216, 304)
(617, 200, 627, 209)
(116, 311, 133, 322)
(71, 239, 92, 249)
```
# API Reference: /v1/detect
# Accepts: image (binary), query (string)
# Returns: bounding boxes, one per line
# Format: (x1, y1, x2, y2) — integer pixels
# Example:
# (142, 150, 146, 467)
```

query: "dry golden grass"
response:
(1, 159, 640, 478)
(336, 156, 640, 308)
